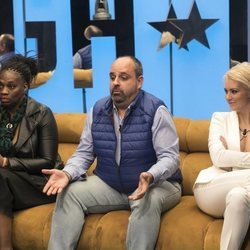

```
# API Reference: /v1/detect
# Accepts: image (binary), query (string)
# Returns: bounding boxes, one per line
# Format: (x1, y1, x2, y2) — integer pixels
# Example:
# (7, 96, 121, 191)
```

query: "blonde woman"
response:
(193, 62, 250, 250)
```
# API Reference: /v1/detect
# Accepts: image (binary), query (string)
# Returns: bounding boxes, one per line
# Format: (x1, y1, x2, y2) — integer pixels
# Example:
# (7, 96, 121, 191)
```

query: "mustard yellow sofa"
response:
(13, 113, 250, 250)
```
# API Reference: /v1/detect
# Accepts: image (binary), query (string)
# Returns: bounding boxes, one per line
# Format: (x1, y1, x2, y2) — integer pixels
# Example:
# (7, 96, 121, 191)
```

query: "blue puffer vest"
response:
(92, 90, 181, 194)
(77, 45, 91, 69)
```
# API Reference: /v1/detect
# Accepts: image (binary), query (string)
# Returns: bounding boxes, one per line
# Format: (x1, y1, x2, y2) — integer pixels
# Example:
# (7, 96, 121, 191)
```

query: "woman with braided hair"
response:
(0, 55, 62, 249)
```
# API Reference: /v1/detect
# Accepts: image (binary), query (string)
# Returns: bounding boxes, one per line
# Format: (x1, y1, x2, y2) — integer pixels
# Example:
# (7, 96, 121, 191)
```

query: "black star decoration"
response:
(149, 1, 219, 50)
(149, 4, 188, 50)
(149, 4, 181, 43)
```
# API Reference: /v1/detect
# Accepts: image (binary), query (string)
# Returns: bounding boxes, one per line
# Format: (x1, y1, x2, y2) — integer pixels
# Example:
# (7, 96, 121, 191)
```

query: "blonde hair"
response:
(224, 62, 250, 89)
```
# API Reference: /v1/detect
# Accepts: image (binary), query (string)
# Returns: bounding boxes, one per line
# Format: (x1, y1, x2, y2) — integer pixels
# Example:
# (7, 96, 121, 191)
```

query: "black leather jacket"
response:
(8, 97, 60, 174)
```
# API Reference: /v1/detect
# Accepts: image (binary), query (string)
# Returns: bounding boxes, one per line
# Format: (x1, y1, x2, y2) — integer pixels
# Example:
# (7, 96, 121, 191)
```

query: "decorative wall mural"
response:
(1, 0, 231, 118)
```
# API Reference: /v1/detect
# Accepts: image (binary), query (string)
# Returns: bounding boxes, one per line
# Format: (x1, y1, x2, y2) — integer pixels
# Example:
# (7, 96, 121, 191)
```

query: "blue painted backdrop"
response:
(13, 0, 229, 119)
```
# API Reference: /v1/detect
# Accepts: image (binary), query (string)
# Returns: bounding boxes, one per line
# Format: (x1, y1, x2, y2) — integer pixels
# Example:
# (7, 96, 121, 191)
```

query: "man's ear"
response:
(137, 75, 143, 89)
(0, 44, 5, 53)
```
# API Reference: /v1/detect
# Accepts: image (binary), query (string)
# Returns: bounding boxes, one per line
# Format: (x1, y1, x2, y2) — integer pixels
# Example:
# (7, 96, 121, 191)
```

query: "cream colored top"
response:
(195, 112, 250, 184)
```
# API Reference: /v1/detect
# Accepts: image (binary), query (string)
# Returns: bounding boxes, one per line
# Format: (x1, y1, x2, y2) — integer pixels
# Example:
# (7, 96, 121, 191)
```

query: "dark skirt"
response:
(0, 168, 56, 218)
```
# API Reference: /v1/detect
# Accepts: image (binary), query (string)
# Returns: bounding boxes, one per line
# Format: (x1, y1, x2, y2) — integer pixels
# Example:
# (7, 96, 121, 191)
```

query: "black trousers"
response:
(0, 168, 56, 218)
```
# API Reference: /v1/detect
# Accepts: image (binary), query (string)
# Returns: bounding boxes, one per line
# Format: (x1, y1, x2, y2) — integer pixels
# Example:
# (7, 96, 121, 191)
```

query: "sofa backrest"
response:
(54, 113, 87, 164)
(173, 117, 212, 195)
(54, 113, 213, 196)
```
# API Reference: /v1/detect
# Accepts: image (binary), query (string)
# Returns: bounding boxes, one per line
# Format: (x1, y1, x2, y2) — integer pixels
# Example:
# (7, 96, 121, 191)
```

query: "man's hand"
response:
(128, 172, 154, 201)
(42, 169, 70, 195)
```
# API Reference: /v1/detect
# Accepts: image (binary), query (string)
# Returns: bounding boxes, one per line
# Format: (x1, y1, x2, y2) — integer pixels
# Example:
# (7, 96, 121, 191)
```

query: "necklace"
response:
(6, 123, 13, 130)
(0, 95, 27, 156)
(240, 128, 250, 141)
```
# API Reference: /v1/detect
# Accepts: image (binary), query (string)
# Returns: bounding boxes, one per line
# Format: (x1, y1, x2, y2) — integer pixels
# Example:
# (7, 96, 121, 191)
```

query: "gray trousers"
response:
(48, 175, 181, 250)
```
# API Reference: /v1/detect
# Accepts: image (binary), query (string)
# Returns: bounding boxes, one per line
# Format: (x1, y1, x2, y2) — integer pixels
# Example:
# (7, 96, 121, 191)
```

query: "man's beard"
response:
(111, 88, 126, 104)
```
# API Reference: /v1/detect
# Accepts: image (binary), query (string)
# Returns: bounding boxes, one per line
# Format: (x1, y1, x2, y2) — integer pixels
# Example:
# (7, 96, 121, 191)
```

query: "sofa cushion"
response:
(186, 120, 210, 153)
(156, 196, 215, 249)
(58, 143, 78, 165)
(54, 113, 87, 143)
(181, 153, 212, 195)
(13, 203, 55, 250)
(173, 117, 190, 152)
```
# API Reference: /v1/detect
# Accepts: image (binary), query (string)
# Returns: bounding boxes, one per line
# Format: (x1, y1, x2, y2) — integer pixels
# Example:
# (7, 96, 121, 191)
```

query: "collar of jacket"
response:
(14, 96, 46, 152)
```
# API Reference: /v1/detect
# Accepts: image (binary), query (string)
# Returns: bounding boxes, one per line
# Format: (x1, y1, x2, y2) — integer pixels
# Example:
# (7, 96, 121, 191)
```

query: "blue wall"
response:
(13, 0, 229, 119)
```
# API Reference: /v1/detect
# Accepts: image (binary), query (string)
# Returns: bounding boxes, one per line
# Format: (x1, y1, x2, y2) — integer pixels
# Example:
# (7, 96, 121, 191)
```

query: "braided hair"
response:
(0, 54, 38, 87)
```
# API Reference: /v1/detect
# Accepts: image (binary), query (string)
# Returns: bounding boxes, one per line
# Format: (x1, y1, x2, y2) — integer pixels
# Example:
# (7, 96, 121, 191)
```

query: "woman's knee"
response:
(226, 187, 249, 212)
(0, 168, 11, 179)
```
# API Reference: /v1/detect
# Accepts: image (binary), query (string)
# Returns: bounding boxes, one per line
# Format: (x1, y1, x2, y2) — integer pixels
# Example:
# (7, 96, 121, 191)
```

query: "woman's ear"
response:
(24, 82, 29, 93)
